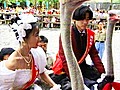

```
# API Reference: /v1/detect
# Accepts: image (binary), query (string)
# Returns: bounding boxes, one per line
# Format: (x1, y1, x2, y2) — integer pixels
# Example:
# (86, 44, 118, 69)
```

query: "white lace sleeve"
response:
(31, 47, 47, 74)
(0, 61, 16, 90)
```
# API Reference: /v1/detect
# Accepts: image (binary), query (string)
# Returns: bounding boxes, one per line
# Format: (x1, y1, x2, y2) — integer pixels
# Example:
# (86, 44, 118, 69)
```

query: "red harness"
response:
(103, 82, 120, 90)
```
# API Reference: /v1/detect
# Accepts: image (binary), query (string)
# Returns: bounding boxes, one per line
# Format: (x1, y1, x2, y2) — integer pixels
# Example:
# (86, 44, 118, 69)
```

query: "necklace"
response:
(17, 51, 32, 66)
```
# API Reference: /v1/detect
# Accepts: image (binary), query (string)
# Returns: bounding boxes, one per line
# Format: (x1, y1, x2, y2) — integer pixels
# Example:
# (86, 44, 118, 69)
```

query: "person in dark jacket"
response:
(52, 5, 106, 90)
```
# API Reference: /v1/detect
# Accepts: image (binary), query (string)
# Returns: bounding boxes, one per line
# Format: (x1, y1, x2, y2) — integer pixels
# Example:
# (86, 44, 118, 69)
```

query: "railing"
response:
(36, 14, 60, 28)
(88, 21, 120, 31)
(0, 11, 17, 24)
(0, 12, 119, 30)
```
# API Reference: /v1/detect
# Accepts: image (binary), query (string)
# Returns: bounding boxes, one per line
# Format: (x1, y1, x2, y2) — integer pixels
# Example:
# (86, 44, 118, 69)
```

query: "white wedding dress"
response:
(0, 47, 46, 90)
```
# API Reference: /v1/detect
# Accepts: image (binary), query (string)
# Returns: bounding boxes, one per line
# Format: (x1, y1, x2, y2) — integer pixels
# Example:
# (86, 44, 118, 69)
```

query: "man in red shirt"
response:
(52, 5, 105, 90)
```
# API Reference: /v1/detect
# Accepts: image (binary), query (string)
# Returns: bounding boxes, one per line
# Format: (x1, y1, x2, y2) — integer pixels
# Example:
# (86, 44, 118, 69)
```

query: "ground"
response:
(0, 25, 120, 83)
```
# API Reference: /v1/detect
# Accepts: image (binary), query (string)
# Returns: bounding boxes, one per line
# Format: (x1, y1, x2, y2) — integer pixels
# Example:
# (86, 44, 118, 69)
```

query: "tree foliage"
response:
(113, 0, 120, 3)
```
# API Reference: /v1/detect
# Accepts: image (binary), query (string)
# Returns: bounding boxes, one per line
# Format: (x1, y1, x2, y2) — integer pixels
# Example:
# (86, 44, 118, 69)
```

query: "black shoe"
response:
(97, 75, 114, 90)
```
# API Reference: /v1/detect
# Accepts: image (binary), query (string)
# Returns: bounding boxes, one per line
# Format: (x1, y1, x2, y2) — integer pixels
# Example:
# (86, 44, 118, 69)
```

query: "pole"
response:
(110, 0, 113, 10)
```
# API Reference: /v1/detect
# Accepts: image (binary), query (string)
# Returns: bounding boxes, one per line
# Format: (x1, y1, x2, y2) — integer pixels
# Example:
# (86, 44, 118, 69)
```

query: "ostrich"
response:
(60, 0, 90, 89)
(100, 10, 120, 90)
(35, 1, 89, 90)
(60, 0, 120, 89)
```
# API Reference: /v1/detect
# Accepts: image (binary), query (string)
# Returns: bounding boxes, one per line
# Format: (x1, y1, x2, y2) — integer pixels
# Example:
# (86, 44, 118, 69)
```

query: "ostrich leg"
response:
(106, 10, 120, 75)
(60, 0, 89, 90)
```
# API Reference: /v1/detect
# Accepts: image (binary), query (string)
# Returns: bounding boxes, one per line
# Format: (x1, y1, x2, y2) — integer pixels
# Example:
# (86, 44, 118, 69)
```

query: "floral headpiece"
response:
(11, 14, 38, 42)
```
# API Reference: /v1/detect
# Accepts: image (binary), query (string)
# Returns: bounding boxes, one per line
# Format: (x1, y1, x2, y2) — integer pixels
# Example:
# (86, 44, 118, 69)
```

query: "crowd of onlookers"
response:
(0, 6, 60, 16)
(88, 8, 120, 31)
(88, 9, 108, 30)
(0, 6, 120, 29)
(0, 6, 60, 27)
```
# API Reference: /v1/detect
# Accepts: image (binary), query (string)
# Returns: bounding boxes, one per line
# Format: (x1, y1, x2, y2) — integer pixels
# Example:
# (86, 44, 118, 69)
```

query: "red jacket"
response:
(52, 27, 105, 76)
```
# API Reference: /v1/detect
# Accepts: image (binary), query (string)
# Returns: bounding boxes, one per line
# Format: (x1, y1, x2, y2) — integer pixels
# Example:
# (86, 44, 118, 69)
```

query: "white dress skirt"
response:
(0, 47, 47, 90)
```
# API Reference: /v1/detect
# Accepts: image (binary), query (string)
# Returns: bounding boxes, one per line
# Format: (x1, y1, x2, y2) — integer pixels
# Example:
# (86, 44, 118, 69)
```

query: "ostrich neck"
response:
(60, 3, 84, 90)
(106, 20, 116, 75)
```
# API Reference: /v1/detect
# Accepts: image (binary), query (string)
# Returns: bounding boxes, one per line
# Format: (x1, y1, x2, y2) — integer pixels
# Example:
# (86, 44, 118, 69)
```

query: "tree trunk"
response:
(60, 0, 89, 90)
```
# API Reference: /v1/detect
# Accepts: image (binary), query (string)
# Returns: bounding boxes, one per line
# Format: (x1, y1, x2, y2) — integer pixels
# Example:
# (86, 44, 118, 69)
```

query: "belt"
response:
(95, 40, 104, 43)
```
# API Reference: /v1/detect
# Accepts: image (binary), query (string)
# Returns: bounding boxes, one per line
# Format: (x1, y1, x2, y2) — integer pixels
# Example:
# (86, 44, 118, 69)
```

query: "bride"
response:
(0, 14, 61, 90)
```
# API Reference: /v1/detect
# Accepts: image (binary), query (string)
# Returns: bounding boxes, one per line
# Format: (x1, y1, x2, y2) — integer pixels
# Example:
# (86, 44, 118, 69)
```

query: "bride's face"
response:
(26, 26, 40, 48)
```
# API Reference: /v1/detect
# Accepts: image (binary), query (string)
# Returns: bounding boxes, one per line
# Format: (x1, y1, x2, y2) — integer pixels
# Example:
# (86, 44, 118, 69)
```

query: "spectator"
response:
(38, 35, 48, 53)
(95, 21, 106, 59)
(38, 35, 54, 70)
(0, 47, 15, 61)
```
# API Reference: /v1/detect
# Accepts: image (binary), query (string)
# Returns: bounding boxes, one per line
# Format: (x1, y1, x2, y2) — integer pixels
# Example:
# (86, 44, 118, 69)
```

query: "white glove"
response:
(50, 84, 61, 90)
(34, 84, 42, 90)
(97, 73, 106, 83)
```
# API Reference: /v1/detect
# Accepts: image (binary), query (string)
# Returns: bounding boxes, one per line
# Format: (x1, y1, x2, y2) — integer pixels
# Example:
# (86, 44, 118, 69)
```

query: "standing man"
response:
(52, 5, 105, 90)
(95, 21, 106, 59)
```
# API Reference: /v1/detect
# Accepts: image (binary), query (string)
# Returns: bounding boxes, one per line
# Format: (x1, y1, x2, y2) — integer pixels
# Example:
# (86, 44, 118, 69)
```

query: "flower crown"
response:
(11, 14, 38, 42)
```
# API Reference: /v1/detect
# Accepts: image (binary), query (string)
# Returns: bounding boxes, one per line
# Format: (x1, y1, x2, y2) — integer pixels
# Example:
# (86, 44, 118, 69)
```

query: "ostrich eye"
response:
(109, 14, 116, 17)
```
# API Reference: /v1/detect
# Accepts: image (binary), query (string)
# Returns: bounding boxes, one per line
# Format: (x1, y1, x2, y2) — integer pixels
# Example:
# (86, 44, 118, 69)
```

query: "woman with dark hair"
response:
(0, 14, 61, 90)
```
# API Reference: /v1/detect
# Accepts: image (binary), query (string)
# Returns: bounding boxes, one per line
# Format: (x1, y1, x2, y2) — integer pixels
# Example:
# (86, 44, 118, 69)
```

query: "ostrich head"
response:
(108, 10, 120, 22)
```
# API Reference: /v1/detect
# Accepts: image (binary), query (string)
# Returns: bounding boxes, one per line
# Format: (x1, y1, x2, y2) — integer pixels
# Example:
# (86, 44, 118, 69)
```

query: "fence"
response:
(36, 14, 60, 28)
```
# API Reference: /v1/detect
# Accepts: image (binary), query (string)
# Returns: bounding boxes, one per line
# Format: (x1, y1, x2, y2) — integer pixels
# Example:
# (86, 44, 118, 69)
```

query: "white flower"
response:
(18, 23, 32, 38)
(10, 23, 19, 29)
(19, 14, 37, 23)
(17, 24, 26, 42)
(19, 28, 26, 37)
(23, 23, 32, 30)
(12, 14, 37, 43)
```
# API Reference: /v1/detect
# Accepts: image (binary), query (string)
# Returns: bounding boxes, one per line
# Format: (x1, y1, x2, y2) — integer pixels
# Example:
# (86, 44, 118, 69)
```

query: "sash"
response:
(22, 58, 39, 90)
(78, 28, 94, 64)
(52, 28, 94, 75)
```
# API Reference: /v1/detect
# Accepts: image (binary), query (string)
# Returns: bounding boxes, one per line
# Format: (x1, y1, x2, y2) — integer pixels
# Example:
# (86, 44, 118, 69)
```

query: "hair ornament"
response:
(11, 14, 37, 43)
(19, 14, 37, 23)
(23, 23, 32, 30)
(18, 23, 32, 38)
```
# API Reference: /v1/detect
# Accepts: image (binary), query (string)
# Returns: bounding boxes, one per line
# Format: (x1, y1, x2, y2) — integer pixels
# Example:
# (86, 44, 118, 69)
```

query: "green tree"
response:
(38, 0, 59, 9)
(113, 0, 120, 3)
